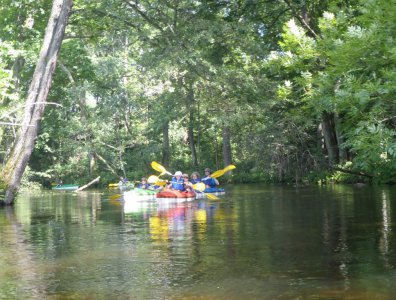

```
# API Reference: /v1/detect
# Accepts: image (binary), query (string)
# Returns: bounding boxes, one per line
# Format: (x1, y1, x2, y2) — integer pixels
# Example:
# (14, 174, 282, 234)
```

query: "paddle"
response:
(208, 164, 236, 179)
(151, 161, 172, 176)
(192, 182, 219, 200)
(222, 164, 236, 173)
(203, 193, 218, 200)
(192, 182, 206, 192)
(147, 175, 160, 184)
(147, 175, 167, 187)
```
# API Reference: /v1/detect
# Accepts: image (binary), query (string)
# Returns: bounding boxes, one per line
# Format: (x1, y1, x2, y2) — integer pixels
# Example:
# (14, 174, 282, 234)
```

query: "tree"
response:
(0, 0, 72, 205)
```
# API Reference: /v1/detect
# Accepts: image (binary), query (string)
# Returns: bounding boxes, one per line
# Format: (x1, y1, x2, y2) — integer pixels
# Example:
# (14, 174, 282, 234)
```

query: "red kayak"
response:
(156, 189, 196, 200)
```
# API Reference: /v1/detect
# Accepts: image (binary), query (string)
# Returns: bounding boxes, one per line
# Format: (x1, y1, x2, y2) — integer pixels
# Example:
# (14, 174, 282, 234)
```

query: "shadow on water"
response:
(1, 185, 396, 299)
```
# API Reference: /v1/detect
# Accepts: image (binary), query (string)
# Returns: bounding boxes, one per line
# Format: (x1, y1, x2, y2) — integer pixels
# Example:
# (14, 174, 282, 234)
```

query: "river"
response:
(1, 184, 396, 299)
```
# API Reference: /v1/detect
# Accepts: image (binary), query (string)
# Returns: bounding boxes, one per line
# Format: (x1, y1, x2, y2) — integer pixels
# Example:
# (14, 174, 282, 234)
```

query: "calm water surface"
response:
(1, 184, 396, 299)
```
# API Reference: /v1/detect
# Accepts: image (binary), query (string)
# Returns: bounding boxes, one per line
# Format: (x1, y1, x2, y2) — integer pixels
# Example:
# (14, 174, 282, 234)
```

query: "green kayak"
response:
(123, 188, 158, 201)
(52, 184, 79, 191)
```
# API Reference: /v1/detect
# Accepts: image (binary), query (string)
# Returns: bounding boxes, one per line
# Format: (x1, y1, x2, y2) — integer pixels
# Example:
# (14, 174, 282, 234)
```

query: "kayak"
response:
(156, 190, 196, 201)
(195, 192, 207, 199)
(52, 184, 79, 191)
(109, 182, 134, 190)
(123, 188, 158, 202)
(203, 187, 225, 196)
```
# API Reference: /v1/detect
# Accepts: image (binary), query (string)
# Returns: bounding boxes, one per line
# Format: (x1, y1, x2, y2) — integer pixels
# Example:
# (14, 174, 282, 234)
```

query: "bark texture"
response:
(1, 0, 73, 205)
(222, 126, 233, 167)
(321, 111, 339, 166)
(187, 87, 198, 167)
(162, 121, 170, 168)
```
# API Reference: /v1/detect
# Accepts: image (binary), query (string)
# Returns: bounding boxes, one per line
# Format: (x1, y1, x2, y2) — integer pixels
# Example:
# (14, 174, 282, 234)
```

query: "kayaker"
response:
(118, 176, 128, 185)
(137, 177, 150, 189)
(167, 171, 186, 191)
(190, 172, 201, 184)
(183, 173, 194, 191)
(202, 168, 219, 188)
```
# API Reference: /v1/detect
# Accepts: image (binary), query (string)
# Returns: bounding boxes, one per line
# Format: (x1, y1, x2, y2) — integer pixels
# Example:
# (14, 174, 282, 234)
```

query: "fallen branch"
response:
(75, 176, 100, 192)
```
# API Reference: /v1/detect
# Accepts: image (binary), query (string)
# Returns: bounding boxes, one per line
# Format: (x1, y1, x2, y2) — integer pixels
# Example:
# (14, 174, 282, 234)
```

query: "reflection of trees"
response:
(320, 186, 395, 293)
(4, 186, 392, 298)
(236, 184, 396, 295)
(15, 191, 103, 226)
(379, 190, 391, 267)
(0, 191, 106, 297)
(0, 207, 48, 298)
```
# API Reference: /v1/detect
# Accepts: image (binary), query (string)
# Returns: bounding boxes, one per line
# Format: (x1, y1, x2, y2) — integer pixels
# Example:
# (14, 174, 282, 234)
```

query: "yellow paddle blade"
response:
(155, 180, 167, 186)
(210, 165, 236, 179)
(210, 169, 225, 178)
(151, 161, 172, 175)
(206, 193, 219, 200)
(192, 182, 205, 192)
(151, 161, 163, 172)
(223, 164, 236, 173)
(148, 175, 160, 184)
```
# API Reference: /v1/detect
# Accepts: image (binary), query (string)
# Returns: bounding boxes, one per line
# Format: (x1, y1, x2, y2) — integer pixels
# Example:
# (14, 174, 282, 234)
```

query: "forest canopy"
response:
(0, 0, 395, 194)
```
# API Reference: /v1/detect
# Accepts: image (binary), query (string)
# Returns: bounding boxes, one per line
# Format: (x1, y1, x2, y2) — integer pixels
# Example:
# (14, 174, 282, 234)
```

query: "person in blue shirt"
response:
(167, 171, 186, 191)
(137, 177, 150, 189)
(118, 176, 129, 185)
(190, 172, 201, 184)
(202, 168, 219, 188)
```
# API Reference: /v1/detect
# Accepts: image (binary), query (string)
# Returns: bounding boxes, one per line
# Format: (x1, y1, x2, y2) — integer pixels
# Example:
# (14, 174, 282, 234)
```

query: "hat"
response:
(174, 171, 182, 176)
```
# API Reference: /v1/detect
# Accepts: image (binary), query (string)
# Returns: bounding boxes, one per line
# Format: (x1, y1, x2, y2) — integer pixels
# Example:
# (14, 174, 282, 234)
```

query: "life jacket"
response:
(202, 177, 217, 188)
(171, 177, 185, 191)
(190, 178, 201, 184)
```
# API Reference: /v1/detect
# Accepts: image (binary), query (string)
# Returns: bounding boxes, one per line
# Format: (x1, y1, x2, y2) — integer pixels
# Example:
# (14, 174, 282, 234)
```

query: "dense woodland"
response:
(0, 0, 395, 203)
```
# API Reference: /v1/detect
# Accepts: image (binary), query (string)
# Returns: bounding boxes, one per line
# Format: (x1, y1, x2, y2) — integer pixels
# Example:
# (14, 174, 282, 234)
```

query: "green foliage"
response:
(344, 123, 396, 183)
(1, 0, 395, 187)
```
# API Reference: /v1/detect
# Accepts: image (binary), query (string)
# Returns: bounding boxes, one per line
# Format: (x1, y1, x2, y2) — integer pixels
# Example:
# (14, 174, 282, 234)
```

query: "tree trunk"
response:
(321, 111, 339, 166)
(186, 87, 198, 167)
(162, 120, 170, 168)
(222, 126, 233, 167)
(0, 0, 73, 205)
(89, 152, 96, 175)
(95, 152, 117, 175)
(334, 113, 348, 162)
(12, 56, 26, 93)
(188, 113, 198, 167)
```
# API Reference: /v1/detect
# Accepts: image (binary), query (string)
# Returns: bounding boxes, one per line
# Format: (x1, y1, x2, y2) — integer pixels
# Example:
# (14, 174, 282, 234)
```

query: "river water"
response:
(1, 184, 396, 299)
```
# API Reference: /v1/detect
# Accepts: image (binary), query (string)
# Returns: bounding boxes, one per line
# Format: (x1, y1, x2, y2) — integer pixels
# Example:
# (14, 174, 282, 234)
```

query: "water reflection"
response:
(380, 190, 391, 262)
(1, 185, 396, 299)
(0, 206, 48, 298)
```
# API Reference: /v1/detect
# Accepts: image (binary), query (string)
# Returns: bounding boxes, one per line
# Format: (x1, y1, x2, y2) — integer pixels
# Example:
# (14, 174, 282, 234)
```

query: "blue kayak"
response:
(203, 187, 225, 195)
